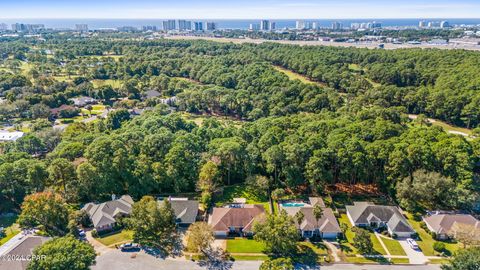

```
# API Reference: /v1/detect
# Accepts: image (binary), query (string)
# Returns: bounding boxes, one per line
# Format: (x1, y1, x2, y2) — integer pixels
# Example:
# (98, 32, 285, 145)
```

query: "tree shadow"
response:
(143, 235, 184, 259)
(197, 247, 233, 270)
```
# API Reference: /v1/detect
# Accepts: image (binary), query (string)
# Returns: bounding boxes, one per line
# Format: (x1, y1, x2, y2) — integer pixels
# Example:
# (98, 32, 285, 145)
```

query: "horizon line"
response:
(2, 17, 480, 20)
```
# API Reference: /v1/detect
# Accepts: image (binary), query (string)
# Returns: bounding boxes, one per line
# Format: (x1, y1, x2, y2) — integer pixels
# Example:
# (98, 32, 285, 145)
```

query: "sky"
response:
(1, 0, 480, 19)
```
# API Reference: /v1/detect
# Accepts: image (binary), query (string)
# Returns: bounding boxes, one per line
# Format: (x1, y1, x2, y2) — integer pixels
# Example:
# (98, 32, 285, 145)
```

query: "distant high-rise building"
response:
(142, 25, 158, 31)
(440, 21, 450, 28)
(205, 22, 216, 31)
(178, 20, 192, 31)
(12, 23, 44, 32)
(75, 24, 88, 31)
(331, 21, 342, 30)
(162, 20, 176, 31)
(193, 22, 204, 31)
(419, 21, 427, 28)
(269, 21, 276, 31)
(0, 23, 7, 31)
(311, 22, 319, 30)
(249, 23, 260, 31)
(296, 20, 305, 30)
(260, 20, 270, 31)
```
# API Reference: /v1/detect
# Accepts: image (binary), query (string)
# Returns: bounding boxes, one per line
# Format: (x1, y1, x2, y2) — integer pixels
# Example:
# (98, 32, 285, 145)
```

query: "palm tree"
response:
(313, 204, 324, 237)
(294, 211, 305, 237)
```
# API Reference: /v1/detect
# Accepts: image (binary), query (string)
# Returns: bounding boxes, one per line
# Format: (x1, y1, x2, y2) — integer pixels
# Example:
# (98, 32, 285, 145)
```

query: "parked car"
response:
(120, 243, 140, 251)
(406, 238, 419, 249)
(78, 229, 86, 238)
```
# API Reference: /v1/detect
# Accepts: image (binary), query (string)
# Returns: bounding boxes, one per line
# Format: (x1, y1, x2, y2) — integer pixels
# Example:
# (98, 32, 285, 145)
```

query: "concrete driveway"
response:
(398, 239, 428, 264)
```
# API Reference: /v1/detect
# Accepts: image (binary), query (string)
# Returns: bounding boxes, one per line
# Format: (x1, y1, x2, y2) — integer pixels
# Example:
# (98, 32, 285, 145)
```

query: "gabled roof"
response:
(423, 214, 479, 234)
(208, 204, 265, 232)
(143, 90, 161, 99)
(346, 202, 414, 234)
(82, 195, 133, 228)
(309, 197, 326, 208)
(159, 199, 199, 224)
(282, 205, 341, 233)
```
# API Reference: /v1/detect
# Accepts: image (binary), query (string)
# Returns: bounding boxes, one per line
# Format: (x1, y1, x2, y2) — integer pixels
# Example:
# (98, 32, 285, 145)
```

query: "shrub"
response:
(433, 242, 446, 252)
(392, 233, 398, 239)
(91, 229, 98, 238)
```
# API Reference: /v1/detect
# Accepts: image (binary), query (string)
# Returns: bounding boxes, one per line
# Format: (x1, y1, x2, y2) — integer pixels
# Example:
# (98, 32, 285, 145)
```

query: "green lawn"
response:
(0, 216, 20, 246)
(298, 241, 329, 256)
(95, 230, 133, 247)
(226, 238, 266, 253)
(391, 258, 410, 264)
(338, 214, 387, 256)
(215, 184, 270, 212)
(381, 237, 406, 256)
(231, 255, 268, 261)
(429, 258, 451, 264)
(405, 213, 460, 256)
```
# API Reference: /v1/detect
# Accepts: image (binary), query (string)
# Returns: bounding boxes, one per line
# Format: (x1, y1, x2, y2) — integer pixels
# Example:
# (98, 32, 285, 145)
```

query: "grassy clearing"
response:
(405, 213, 460, 256)
(429, 119, 472, 136)
(273, 66, 327, 87)
(181, 112, 243, 127)
(226, 238, 266, 253)
(92, 79, 123, 88)
(381, 237, 406, 256)
(95, 230, 133, 247)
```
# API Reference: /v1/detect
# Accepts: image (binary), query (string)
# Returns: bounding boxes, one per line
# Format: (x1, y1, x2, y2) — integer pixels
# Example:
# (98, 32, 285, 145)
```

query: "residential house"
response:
(158, 197, 199, 226)
(0, 236, 50, 270)
(69, 96, 97, 107)
(346, 202, 415, 238)
(423, 213, 480, 240)
(142, 90, 161, 100)
(280, 197, 341, 239)
(208, 203, 265, 237)
(82, 195, 134, 232)
(0, 131, 24, 142)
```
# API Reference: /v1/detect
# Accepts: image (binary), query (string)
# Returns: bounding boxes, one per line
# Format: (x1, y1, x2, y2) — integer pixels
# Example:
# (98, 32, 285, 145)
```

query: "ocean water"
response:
(1, 18, 480, 30)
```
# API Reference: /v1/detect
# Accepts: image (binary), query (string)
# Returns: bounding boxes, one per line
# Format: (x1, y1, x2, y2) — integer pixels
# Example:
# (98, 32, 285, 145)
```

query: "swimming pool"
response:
(282, 202, 305, 207)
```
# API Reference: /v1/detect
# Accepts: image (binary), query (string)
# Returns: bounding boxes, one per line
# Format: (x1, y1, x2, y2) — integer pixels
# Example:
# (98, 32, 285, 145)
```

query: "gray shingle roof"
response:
(346, 202, 414, 234)
(159, 199, 199, 224)
(423, 214, 480, 234)
(82, 195, 133, 229)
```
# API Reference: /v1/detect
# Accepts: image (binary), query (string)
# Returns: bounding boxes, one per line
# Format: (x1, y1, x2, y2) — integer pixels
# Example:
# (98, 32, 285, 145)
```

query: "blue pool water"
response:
(282, 203, 305, 207)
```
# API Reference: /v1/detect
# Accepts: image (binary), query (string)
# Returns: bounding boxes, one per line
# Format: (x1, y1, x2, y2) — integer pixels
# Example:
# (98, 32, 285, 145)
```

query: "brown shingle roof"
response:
(208, 205, 265, 232)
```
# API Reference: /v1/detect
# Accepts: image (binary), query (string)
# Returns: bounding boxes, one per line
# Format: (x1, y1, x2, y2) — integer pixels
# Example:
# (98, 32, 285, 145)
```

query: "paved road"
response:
(398, 240, 428, 265)
(0, 231, 24, 256)
(92, 249, 442, 270)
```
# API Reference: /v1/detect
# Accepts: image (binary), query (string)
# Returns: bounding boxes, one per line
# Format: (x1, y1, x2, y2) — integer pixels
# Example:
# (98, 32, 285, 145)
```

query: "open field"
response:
(95, 230, 133, 247)
(408, 114, 473, 137)
(92, 79, 123, 88)
(273, 65, 327, 87)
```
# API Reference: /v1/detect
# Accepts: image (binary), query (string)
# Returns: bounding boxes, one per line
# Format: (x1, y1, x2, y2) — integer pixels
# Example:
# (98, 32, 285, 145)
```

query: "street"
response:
(92, 249, 442, 270)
